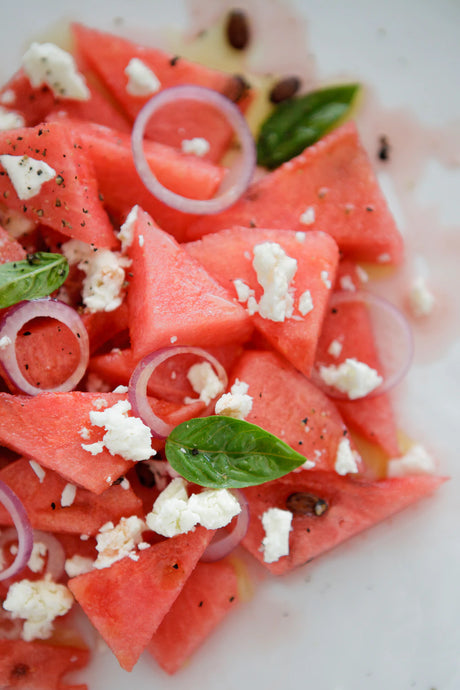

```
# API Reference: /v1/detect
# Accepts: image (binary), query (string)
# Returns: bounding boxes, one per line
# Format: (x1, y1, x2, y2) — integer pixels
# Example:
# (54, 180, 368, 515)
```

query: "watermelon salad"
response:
(0, 9, 446, 690)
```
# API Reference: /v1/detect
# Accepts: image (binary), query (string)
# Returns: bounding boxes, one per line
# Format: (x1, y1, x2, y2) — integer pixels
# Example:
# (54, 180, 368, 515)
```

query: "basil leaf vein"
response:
(165, 416, 307, 488)
(0, 252, 69, 309)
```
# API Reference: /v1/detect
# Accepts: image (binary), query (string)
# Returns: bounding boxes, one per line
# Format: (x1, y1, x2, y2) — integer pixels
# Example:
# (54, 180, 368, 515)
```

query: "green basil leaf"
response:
(0, 252, 69, 308)
(257, 83, 361, 169)
(165, 416, 307, 489)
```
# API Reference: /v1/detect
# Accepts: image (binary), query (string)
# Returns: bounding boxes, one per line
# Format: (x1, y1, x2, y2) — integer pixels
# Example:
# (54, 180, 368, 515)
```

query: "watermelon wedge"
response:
(126, 209, 253, 362)
(186, 122, 404, 265)
(186, 227, 339, 377)
(241, 471, 446, 575)
(148, 559, 239, 674)
(68, 526, 214, 671)
(0, 122, 116, 247)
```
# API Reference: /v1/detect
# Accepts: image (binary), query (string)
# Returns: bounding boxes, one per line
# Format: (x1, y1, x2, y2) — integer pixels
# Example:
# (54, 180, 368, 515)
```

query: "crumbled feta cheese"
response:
(112, 385, 128, 394)
(93, 397, 108, 410)
(319, 358, 383, 400)
(60, 483, 77, 508)
(261, 507, 292, 563)
(116, 205, 139, 252)
(22, 42, 90, 100)
(138, 234, 144, 247)
(119, 477, 131, 490)
(387, 444, 436, 477)
(327, 339, 343, 358)
(356, 265, 369, 283)
(78, 427, 91, 440)
(60, 238, 93, 265)
(339, 275, 356, 292)
(10, 542, 48, 574)
(233, 278, 254, 304)
(295, 231, 306, 243)
(64, 555, 94, 578)
(334, 437, 359, 475)
(3, 577, 74, 641)
(252, 242, 297, 322)
(320, 270, 331, 289)
(0, 335, 11, 350)
(181, 137, 210, 157)
(215, 378, 253, 420)
(0, 154, 56, 200)
(301, 459, 316, 470)
(0, 89, 16, 105)
(299, 206, 315, 225)
(29, 460, 46, 483)
(408, 276, 435, 317)
(186, 361, 225, 405)
(94, 516, 146, 569)
(84, 399, 154, 462)
(298, 289, 314, 315)
(146, 477, 240, 537)
(81, 440, 104, 455)
(125, 58, 161, 96)
(170, 335, 178, 344)
(80, 249, 131, 313)
(0, 106, 25, 130)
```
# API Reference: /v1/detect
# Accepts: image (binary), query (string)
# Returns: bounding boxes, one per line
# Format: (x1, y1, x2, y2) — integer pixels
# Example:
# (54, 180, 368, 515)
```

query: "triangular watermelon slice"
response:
(147, 559, 239, 674)
(0, 122, 116, 247)
(126, 209, 253, 362)
(0, 458, 143, 535)
(186, 122, 404, 265)
(186, 227, 339, 377)
(0, 638, 90, 690)
(68, 526, 214, 671)
(241, 471, 446, 575)
(0, 392, 143, 493)
(72, 23, 251, 163)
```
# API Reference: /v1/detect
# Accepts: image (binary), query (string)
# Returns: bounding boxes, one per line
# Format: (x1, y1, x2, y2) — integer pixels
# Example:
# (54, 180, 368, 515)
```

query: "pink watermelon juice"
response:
(0, 8, 444, 689)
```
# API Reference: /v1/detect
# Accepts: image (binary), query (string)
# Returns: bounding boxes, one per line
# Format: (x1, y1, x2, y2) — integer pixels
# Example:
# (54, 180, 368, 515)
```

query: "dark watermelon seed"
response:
(226, 9, 250, 50)
(286, 492, 329, 517)
(11, 663, 29, 679)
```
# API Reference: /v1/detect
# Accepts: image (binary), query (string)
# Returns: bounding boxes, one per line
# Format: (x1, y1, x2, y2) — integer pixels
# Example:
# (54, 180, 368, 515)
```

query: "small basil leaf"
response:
(257, 83, 361, 169)
(165, 416, 307, 488)
(0, 252, 69, 308)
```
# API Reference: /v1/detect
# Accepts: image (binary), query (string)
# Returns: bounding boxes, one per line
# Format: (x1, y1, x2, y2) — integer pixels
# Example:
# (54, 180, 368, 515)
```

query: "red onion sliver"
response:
(0, 480, 33, 581)
(311, 290, 414, 400)
(0, 298, 89, 395)
(200, 490, 249, 563)
(131, 85, 256, 215)
(128, 346, 228, 438)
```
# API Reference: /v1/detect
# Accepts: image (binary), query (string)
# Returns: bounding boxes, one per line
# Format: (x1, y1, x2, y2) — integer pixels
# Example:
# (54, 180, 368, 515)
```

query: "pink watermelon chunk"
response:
(186, 122, 404, 265)
(0, 69, 57, 126)
(64, 121, 225, 241)
(126, 209, 253, 362)
(186, 227, 339, 377)
(71, 23, 251, 163)
(0, 392, 140, 493)
(0, 224, 27, 262)
(0, 122, 116, 247)
(147, 559, 239, 674)
(0, 638, 90, 690)
(228, 349, 360, 473)
(0, 458, 143, 535)
(241, 471, 446, 575)
(68, 526, 214, 671)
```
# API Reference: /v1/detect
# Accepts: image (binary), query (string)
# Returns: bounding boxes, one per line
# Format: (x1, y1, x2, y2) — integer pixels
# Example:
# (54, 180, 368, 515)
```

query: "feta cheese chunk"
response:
(187, 488, 241, 530)
(233, 278, 254, 303)
(82, 250, 131, 313)
(94, 516, 146, 569)
(215, 379, 253, 420)
(29, 460, 46, 482)
(261, 507, 292, 563)
(0, 154, 56, 200)
(408, 276, 435, 317)
(0, 106, 25, 130)
(64, 555, 94, 578)
(3, 577, 74, 641)
(116, 205, 139, 252)
(84, 399, 154, 462)
(252, 242, 297, 322)
(298, 289, 314, 316)
(327, 339, 343, 358)
(186, 361, 225, 405)
(125, 58, 161, 96)
(319, 357, 383, 400)
(334, 437, 359, 475)
(22, 42, 90, 100)
(299, 206, 315, 225)
(60, 483, 77, 508)
(181, 137, 210, 157)
(388, 444, 436, 477)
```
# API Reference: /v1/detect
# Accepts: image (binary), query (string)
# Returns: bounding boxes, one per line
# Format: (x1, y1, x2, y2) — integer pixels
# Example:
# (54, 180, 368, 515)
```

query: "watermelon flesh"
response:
(186, 122, 404, 265)
(147, 559, 239, 674)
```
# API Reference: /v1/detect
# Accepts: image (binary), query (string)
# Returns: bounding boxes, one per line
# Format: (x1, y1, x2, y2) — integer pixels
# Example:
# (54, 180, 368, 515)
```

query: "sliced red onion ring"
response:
(0, 480, 33, 581)
(0, 298, 89, 395)
(0, 528, 66, 581)
(312, 290, 414, 400)
(131, 85, 256, 214)
(129, 346, 228, 438)
(200, 491, 249, 563)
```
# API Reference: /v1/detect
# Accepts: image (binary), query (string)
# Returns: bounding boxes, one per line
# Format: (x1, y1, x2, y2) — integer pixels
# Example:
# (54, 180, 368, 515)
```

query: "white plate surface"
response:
(0, 1, 459, 689)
